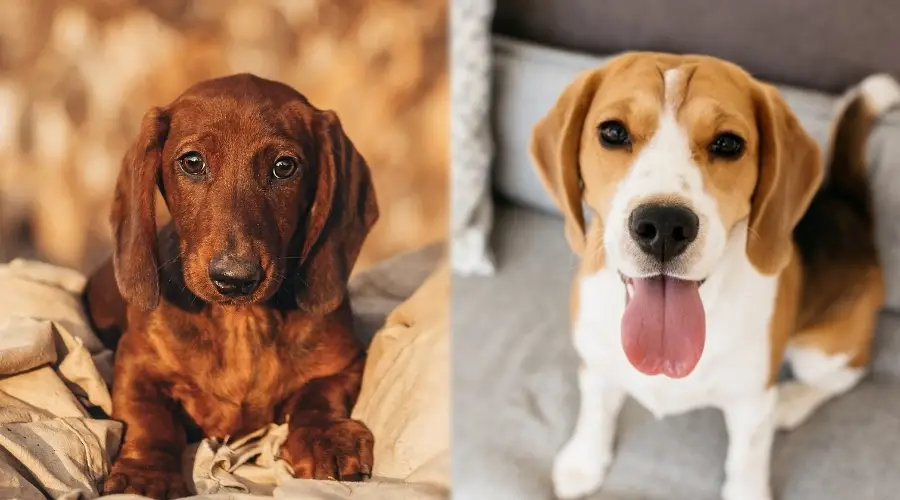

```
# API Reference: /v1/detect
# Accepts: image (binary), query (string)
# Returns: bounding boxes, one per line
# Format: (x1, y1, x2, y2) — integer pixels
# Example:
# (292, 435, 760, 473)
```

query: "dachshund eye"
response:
(272, 157, 299, 179)
(178, 152, 207, 176)
(709, 133, 745, 159)
(598, 120, 631, 148)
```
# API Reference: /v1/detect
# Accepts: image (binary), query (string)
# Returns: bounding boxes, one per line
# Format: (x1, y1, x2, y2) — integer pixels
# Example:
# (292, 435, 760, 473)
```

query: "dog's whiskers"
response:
(156, 251, 185, 271)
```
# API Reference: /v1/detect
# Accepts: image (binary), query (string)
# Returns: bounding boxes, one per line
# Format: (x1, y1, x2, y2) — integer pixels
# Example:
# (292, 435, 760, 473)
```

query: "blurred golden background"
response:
(0, 0, 448, 273)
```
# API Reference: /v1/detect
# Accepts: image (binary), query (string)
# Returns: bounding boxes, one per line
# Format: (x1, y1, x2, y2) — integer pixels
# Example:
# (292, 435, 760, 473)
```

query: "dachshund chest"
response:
(165, 309, 310, 438)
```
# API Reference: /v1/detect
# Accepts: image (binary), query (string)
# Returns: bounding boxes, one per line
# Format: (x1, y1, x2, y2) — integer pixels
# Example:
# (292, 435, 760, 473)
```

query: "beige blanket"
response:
(0, 257, 448, 500)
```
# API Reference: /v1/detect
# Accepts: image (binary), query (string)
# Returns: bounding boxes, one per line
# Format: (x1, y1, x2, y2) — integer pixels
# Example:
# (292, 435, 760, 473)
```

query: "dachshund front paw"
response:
(103, 456, 189, 500)
(283, 418, 374, 481)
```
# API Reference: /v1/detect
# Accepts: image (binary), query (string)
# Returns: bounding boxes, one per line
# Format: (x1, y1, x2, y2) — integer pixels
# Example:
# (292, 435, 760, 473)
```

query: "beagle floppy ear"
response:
(110, 107, 169, 311)
(295, 110, 378, 315)
(529, 68, 605, 255)
(747, 83, 823, 274)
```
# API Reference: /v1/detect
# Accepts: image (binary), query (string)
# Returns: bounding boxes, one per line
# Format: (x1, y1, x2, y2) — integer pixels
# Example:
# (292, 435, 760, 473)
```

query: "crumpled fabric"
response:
(0, 259, 123, 500)
(187, 424, 291, 496)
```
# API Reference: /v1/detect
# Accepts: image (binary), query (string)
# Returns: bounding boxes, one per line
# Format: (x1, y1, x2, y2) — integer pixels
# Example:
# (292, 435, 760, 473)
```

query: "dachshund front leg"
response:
(104, 360, 188, 500)
(281, 355, 374, 481)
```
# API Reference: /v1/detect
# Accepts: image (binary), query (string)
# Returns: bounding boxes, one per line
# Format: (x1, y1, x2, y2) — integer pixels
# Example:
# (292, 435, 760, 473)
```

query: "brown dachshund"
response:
(82, 74, 378, 499)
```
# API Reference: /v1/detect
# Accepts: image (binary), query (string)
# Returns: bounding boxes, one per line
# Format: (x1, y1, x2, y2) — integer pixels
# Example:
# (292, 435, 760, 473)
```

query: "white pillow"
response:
(451, 0, 497, 276)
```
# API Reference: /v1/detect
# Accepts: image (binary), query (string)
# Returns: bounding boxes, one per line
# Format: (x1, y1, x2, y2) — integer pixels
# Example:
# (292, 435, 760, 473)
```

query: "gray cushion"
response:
(492, 0, 900, 94)
(491, 37, 900, 312)
(453, 205, 900, 500)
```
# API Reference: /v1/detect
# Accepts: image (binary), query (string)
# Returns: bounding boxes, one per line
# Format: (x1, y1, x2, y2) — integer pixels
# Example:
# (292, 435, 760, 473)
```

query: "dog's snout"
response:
(629, 204, 699, 263)
(208, 254, 263, 297)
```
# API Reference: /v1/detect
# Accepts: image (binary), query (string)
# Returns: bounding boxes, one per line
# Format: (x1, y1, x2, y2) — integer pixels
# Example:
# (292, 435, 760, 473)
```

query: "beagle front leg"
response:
(721, 388, 777, 500)
(552, 364, 625, 499)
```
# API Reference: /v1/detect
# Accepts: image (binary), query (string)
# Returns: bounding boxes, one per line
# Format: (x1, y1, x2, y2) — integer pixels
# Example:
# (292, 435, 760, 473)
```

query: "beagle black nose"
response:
(629, 204, 699, 263)
(208, 254, 263, 297)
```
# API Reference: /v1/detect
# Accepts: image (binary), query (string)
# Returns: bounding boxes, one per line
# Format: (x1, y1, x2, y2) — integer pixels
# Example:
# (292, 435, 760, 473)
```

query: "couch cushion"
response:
(491, 37, 900, 312)
(493, 0, 900, 93)
(454, 205, 900, 500)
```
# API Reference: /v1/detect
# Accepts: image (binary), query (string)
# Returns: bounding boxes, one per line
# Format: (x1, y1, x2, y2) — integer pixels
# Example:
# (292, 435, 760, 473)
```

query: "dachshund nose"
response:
(629, 204, 699, 263)
(208, 254, 263, 297)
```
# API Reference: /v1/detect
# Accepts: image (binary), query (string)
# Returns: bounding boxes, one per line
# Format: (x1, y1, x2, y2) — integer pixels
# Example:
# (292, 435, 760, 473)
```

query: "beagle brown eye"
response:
(598, 120, 631, 147)
(272, 156, 299, 179)
(709, 133, 745, 158)
(178, 152, 206, 176)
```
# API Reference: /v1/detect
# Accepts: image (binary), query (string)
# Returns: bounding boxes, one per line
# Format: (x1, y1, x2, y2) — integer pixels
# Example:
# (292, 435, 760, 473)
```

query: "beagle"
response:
(530, 52, 900, 500)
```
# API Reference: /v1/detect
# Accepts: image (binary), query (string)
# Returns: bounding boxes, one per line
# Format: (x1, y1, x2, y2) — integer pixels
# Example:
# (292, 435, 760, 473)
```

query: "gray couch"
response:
(453, 5, 900, 499)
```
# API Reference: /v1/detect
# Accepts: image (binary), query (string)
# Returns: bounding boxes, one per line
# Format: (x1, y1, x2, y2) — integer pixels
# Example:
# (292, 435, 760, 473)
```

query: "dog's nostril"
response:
(208, 255, 263, 298)
(629, 204, 699, 263)
(635, 222, 657, 240)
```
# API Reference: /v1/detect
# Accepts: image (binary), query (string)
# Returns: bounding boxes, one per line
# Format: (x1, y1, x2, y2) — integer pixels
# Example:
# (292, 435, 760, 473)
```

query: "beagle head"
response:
(531, 53, 822, 378)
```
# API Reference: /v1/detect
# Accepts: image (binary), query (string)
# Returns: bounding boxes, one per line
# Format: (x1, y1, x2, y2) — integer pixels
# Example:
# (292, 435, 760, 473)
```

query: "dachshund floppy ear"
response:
(110, 107, 169, 310)
(746, 83, 823, 275)
(530, 68, 605, 256)
(295, 110, 378, 314)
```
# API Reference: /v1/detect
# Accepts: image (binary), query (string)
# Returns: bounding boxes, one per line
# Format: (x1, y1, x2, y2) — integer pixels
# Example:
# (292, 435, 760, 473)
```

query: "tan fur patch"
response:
(790, 267, 884, 368)
(768, 246, 803, 386)
(578, 60, 665, 223)
(673, 64, 760, 233)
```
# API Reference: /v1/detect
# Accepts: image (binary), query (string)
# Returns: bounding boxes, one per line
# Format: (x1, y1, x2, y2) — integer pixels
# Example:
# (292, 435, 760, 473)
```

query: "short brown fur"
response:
(82, 74, 378, 499)
(768, 247, 803, 385)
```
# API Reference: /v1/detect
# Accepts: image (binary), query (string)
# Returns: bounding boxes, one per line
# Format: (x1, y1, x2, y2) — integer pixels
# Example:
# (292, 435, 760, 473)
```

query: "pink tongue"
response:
(621, 276, 706, 379)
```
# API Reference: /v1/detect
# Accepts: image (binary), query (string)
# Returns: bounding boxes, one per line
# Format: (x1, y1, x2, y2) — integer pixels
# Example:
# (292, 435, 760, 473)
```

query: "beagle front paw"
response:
(552, 438, 611, 499)
(775, 381, 819, 431)
(721, 478, 772, 500)
(103, 457, 189, 500)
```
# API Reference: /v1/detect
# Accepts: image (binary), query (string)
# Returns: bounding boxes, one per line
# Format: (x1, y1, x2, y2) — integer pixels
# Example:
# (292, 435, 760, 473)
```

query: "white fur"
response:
(556, 219, 779, 500)
(555, 68, 857, 500)
(775, 347, 864, 430)
(553, 369, 625, 498)
(860, 73, 900, 114)
(721, 388, 777, 500)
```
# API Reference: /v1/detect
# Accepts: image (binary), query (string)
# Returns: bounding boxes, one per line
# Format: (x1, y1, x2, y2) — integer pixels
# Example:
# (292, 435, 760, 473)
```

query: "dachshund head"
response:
(111, 74, 378, 314)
